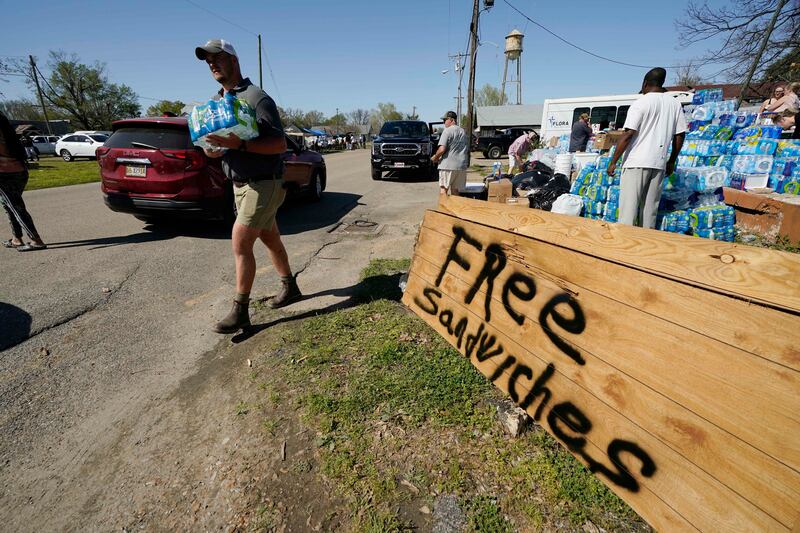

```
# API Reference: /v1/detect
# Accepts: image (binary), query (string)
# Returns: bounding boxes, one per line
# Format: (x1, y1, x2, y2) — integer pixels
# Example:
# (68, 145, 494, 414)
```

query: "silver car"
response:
(31, 135, 59, 155)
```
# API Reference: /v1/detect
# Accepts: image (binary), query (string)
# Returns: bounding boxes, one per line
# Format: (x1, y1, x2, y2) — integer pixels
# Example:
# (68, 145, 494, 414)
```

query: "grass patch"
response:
(26, 157, 101, 190)
(235, 401, 252, 416)
(251, 259, 648, 532)
(736, 231, 800, 254)
(353, 258, 410, 303)
(466, 495, 514, 533)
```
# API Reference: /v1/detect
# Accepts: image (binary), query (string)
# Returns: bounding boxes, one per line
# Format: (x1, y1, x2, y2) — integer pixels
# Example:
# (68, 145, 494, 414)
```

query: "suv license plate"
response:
(126, 165, 147, 177)
(393, 162, 405, 168)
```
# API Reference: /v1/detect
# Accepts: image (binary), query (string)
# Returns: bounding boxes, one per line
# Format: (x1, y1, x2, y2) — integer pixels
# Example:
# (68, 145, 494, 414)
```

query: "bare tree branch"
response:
(675, 0, 799, 81)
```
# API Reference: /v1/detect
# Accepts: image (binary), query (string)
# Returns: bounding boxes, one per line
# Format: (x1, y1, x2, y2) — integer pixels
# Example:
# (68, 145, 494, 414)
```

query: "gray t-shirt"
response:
(213, 77, 284, 182)
(438, 125, 468, 171)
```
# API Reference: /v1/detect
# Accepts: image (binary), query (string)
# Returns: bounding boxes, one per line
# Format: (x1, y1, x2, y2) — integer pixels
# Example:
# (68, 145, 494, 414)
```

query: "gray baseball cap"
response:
(195, 39, 238, 60)
(441, 111, 457, 120)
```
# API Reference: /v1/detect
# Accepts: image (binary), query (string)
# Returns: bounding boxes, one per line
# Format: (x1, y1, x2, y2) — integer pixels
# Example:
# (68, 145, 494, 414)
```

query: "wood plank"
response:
(423, 209, 800, 373)
(403, 271, 787, 532)
(437, 195, 800, 313)
(409, 247, 800, 528)
(414, 216, 800, 477)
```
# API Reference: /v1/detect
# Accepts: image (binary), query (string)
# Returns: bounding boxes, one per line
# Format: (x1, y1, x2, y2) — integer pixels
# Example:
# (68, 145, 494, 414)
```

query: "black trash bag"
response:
(511, 170, 552, 194)
(525, 160, 555, 175)
(526, 173, 571, 211)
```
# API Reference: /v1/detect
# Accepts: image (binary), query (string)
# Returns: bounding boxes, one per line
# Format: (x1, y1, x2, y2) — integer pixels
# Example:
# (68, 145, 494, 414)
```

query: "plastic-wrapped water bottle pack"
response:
(188, 94, 260, 150)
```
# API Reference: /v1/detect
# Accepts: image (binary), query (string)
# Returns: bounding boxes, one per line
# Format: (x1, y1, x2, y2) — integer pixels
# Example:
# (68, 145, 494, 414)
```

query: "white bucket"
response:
(573, 152, 599, 173)
(554, 153, 573, 176)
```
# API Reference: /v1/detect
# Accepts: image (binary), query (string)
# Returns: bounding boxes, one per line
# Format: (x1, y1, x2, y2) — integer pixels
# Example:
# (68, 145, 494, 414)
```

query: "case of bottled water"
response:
(189, 94, 259, 150)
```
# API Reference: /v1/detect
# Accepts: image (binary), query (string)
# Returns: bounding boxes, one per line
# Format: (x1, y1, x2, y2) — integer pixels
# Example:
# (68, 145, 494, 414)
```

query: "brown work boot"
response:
(268, 276, 302, 309)
(213, 300, 251, 333)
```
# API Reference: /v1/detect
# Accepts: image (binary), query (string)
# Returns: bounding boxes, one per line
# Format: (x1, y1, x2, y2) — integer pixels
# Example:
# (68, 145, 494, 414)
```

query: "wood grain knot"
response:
(719, 254, 735, 264)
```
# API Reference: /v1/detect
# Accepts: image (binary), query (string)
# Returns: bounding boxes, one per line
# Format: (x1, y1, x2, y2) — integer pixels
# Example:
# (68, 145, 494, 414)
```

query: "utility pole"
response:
(448, 52, 467, 123)
(412, 105, 416, 119)
(465, 0, 480, 163)
(258, 34, 263, 88)
(736, 0, 786, 109)
(29, 56, 52, 135)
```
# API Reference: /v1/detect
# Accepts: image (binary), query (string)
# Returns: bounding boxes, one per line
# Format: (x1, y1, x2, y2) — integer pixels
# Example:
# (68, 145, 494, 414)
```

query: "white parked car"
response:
(30, 135, 59, 155)
(55, 133, 109, 161)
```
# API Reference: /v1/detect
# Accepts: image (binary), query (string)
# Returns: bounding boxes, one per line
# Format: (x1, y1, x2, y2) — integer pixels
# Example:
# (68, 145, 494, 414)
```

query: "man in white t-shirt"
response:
(607, 68, 686, 229)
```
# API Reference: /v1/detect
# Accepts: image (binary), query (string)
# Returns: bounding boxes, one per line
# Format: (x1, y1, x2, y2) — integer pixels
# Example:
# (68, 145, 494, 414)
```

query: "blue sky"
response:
(0, 0, 729, 122)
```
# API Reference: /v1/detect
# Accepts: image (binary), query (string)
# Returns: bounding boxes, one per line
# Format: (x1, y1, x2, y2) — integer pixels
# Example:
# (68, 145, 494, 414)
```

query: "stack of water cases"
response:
(558, 95, 800, 241)
(667, 101, 800, 240)
(570, 157, 621, 222)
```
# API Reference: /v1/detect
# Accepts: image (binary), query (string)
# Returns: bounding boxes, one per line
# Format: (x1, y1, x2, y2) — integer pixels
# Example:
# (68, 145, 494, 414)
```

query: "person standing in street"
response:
(431, 111, 468, 196)
(507, 131, 537, 174)
(569, 113, 592, 152)
(0, 111, 46, 251)
(607, 68, 686, 229)
(195, 39, 302, 334)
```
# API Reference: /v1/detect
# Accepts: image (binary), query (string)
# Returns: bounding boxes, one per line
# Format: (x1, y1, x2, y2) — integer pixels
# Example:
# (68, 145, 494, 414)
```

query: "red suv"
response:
(98, 117, 326, 223)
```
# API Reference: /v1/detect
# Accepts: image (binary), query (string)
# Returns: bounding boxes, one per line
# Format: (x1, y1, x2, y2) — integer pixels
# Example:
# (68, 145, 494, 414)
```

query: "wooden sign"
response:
(402, 195, 800, 532)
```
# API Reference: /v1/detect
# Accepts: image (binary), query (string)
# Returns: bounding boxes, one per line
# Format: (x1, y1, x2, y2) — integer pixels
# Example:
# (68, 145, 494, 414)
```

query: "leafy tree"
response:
(475, 84, 507, 107)
(762, 46, 800, 83)
(326, 113, 347, 126)
(278, 106, 307, 127)
(0, 99, 47, 121)
(22, 51, 140, 129)
(146, 99, 185, 117)
(348, 108, 370, 125)
(302, 110, 326, 127)
(676, 0, 800, 82)
(370, 102, 403, 131)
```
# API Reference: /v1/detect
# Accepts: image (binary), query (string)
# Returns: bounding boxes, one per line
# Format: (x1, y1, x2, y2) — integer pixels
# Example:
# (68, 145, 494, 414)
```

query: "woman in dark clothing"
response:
(776, 108, 800, 139)
(0, 111, 46, 251)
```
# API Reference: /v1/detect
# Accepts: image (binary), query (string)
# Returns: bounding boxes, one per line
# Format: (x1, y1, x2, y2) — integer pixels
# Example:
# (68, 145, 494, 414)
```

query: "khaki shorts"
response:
(438, 169, 467, 194)
(233, 179, 286, 230)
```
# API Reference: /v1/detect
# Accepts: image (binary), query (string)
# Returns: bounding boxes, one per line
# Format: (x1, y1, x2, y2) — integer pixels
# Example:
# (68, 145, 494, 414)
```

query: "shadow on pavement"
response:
(45, 191, 362, 249)
(278, 191, 362, 235)
(0, 302, 32, 352)
(45, 221, 230, 250)
(379, 169, 437, 183)
(230, 272, 405, 344)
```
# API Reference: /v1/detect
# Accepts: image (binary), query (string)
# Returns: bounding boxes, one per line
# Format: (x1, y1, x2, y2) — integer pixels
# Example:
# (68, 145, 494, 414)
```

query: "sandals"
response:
(2, 239, 24, 249)
(17, 243, 47, 252)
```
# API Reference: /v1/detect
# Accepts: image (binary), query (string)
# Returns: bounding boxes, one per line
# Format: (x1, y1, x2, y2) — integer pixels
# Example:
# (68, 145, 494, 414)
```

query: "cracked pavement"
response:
(0, 149, 439, 530)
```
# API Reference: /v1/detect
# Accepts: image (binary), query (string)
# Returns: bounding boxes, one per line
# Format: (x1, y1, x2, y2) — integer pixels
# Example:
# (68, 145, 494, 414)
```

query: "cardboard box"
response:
(593, 130, 625, 151)
(593, 133, 610, 150)
(487, 178, 513, 203)
(723, 187, 800, 243)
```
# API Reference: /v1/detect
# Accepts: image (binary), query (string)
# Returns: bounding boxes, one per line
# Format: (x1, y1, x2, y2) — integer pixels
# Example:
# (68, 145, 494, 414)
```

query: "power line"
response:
(182, 0, 281, 103)
(502, 0, 718, 70)
(183, 0, 257, 36)
(259, 42, 282, 105)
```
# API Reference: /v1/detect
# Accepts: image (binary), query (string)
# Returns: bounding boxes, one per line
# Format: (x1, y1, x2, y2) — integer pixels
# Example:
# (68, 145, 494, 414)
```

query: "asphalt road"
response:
(0, 148, 440, 529)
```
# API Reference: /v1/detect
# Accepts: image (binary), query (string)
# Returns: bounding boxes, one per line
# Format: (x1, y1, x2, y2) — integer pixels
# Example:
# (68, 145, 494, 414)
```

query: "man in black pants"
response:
(0, 112, 46, 251)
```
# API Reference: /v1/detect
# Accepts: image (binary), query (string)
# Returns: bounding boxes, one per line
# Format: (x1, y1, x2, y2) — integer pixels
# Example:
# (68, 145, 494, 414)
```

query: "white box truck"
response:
(539, 91, 694, 142)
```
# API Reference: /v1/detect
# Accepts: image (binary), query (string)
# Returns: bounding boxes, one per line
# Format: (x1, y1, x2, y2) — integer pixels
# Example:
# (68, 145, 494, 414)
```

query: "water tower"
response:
(501, 29, 524, 105)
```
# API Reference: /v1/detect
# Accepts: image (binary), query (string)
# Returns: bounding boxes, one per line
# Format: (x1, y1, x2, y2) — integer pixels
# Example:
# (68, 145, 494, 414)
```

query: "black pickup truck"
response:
(475, 127, 536, 159)
(371, 120, 440, 180)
